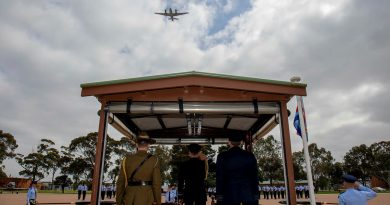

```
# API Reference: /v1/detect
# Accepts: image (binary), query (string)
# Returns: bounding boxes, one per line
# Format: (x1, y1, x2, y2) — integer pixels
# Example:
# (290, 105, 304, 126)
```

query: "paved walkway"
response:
(0, 193, 389, 205)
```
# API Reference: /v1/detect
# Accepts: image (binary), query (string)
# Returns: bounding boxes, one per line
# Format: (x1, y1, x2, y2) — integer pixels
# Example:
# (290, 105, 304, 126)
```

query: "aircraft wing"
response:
(155, 12, 168, 16)
(173, 12, 188, 16)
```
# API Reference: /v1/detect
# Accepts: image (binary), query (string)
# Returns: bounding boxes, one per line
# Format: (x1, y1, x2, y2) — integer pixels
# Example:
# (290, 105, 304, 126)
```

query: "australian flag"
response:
(293, 107, 302, 136)
(294, 105, 308, 139)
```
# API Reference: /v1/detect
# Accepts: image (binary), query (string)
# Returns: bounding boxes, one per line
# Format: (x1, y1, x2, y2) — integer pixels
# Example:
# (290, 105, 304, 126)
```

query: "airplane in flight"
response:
(155, 8, 188, 21)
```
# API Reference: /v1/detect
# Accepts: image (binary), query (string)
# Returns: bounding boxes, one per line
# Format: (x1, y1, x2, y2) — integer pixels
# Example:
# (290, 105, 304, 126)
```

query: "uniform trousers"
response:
(82, 191, 86, 200)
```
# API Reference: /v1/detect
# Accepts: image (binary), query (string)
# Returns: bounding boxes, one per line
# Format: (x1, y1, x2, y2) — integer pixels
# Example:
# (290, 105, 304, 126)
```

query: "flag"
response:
(294, 105, 308, 139)
(293, 107, 302, 136)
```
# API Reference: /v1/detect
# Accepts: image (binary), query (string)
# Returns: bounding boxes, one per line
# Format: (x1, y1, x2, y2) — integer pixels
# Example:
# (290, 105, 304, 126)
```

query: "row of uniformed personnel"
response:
(259, 185, 286, 199)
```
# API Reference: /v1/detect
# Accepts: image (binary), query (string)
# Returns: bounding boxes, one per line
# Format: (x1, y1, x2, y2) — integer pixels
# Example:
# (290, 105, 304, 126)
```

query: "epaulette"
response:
(338, 191, 345, 198)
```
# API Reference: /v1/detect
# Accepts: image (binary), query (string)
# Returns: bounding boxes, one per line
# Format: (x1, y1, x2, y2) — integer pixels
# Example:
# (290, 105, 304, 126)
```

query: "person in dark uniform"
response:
(265, 185, 270, 199)
(77, 183, 83, 200)
(338, 174, 376, 205)
(178, 143, 208, 205)
(272, 186, 277, 199)
(261, 186, 266, 199)
(101, 184, 106, 200)
(116, 132, 161, 205)
(216, 135, 259, 205)
(280, 186, 285, 199)
(82, 183, 87, 200)
(304, 185, 309, 199)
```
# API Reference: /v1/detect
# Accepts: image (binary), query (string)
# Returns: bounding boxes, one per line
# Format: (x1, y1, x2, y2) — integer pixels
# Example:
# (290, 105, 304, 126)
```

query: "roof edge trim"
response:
(80, 71, 307, 88)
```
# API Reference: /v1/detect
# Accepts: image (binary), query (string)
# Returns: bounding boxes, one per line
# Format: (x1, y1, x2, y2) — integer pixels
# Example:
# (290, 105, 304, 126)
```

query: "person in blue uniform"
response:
(165, 184, 177, 204)
(82, 183, 88, 200)
(216, 135, 259, 205)
(338, 174, 377, 205)
(178, 143, 208, 205)
(27, 181, 37, 205)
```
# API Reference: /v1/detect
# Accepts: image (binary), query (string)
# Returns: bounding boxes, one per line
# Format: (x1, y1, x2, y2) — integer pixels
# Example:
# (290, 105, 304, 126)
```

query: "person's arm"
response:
(216, 154, 225, 202)
(355, 183, 377, 200)
(249, 154, 259, 200)
(199, 152, 209, 180)
(177, 163, 184, 198)
(152, 157, 162, 205)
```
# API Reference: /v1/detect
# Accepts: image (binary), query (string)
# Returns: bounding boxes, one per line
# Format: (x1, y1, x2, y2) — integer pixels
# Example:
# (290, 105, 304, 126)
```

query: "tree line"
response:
(254, 136, 390, 190)
(1, 129, 389, 191)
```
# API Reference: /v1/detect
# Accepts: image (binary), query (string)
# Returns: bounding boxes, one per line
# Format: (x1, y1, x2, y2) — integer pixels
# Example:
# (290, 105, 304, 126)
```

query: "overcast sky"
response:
(1, 0, 389, 178)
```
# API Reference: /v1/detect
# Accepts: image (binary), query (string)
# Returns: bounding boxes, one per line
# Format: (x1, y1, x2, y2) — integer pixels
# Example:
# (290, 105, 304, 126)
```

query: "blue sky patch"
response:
(206, 0, 252, 35)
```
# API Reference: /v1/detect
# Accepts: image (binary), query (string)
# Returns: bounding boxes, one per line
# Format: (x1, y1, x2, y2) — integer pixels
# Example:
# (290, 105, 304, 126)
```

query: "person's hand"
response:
(354, 182, 360, 189)
(152, 202, 157, 205)
(199, 153, 208, 161)
(178, 193, 184, 200)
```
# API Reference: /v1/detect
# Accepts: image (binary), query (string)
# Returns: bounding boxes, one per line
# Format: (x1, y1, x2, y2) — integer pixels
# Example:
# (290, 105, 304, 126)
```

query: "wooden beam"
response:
(97, 86, 291, 102)
(279, 101, 297, 205)
(91, 102, 108, 205)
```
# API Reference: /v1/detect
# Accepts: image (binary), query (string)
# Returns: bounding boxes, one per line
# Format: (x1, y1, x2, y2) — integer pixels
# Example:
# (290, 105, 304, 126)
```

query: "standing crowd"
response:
(115, 133, 259, 205)
(259, 185, 286, 200)
(63, 131, 377, 205)
(77, 182, 88, 200)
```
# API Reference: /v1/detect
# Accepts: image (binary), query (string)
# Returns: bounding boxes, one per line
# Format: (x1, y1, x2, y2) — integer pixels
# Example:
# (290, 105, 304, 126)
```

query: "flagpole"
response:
(291, 76, 316, 205)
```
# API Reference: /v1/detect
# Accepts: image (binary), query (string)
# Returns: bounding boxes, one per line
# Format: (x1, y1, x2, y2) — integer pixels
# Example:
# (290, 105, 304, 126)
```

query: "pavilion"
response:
(80, 71, 307, 205)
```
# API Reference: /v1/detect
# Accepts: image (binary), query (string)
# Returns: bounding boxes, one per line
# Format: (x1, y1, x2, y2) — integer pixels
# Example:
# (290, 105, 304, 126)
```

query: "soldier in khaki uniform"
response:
(116, 133, 161, 205)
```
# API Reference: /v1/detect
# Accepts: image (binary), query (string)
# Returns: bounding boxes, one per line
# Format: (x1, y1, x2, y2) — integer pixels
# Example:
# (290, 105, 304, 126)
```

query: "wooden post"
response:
(91, 102, 109, 205)
(279, 101, 297, 205)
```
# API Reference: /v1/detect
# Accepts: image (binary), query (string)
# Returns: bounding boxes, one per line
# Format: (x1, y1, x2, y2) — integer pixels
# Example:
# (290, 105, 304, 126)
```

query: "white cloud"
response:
(1, 0, 390, 179)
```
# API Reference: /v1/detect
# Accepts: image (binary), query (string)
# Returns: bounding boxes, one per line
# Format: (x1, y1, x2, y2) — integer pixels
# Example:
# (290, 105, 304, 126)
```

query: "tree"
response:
(370, 141, 390, 186)
(307, 143, 334, 190)
(17, 152, 46, 181)
(217, 145, 229, 155)
(0, 130, 18, 177)
(67, 132, 120, 183)
(150, 145, 172, 183)
(17, 139, 57, 181)
(343, 144, 372, 185)
(169, 145, 189, 184)
(54, 175, 73, 193)
(253, 135, 283, 184)
(330, 162, 344, 190)
(292, 151, 306, 180)
(108, 137, 135, 185)
(202, 144, 217, 188)
(36, 139, 61, 189)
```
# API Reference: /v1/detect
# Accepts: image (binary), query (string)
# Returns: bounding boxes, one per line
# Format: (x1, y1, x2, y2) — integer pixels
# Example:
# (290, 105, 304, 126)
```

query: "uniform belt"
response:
(128, 181, 153, 186)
